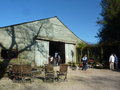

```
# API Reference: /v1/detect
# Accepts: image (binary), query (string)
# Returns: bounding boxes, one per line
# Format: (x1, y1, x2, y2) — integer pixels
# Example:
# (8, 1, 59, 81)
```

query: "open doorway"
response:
(49, 41, 65, 64)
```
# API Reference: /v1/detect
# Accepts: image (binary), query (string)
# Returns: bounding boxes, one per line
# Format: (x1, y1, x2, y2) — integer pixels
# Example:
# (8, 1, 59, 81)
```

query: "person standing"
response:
(57, 54, 61, 65)
(109, 54, 115, 70)
(82, 55, 88, 70)
(114, 54, 118, 70)
(54, 52, 58, 66)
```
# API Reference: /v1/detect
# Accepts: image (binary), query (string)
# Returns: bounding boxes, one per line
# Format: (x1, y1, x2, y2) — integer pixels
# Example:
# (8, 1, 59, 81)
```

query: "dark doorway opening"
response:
(49, 41, 65, 64)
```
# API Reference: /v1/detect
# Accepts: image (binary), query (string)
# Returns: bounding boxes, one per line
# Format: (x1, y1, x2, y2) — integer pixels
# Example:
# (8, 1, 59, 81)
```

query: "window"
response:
(1, 49, 18, 59)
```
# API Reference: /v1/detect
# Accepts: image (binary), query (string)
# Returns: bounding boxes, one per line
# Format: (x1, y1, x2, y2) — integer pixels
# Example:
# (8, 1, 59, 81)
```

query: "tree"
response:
(97, 0, 120, 43)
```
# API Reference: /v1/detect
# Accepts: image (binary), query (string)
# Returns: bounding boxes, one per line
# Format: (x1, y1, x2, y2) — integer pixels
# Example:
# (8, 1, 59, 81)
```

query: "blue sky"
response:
(0, 0, 101, 44)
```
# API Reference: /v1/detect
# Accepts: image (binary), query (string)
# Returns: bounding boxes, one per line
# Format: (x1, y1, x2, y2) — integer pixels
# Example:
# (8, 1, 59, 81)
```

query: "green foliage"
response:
(93, 61, 103, 69)
(68, 61, 77, 67)
(67, 62, 72, 66)
(0, 59, 3, 62)
(100, 0, 120, 20)
(77, 42, 87, 49)
(97, 0, 120, 43)
(71, 62, 77, 67)
(70, 62, 77, 70)
(77, 42, 88, 62)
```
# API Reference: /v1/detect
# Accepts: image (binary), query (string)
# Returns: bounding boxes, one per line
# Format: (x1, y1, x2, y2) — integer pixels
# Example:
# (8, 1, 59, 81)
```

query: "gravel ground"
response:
(0, 67, 120, 90)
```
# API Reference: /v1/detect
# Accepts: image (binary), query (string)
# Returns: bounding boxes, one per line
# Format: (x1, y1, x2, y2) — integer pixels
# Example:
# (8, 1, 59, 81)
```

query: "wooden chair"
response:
(21, 64, 33, 82)
(11, 64, 22, 81)
(56, 64, 68, 81)
(44, 64, 54, 82)
(11, 64, 33, 82)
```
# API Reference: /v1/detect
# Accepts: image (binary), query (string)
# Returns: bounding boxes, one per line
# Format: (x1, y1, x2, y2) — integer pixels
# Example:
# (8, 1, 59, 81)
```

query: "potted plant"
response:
(68, 62, 72, 66)
(78, 62, 83, 70)
(71, 62, 77, 70)
(79, 62, 83, 67)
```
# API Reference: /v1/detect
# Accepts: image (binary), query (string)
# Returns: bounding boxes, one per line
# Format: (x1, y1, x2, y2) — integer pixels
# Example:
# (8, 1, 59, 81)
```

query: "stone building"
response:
(0, 16, 85, 66)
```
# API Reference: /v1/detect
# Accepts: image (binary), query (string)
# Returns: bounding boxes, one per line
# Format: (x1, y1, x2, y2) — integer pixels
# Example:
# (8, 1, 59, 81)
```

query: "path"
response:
(0, 68, 120, 90)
